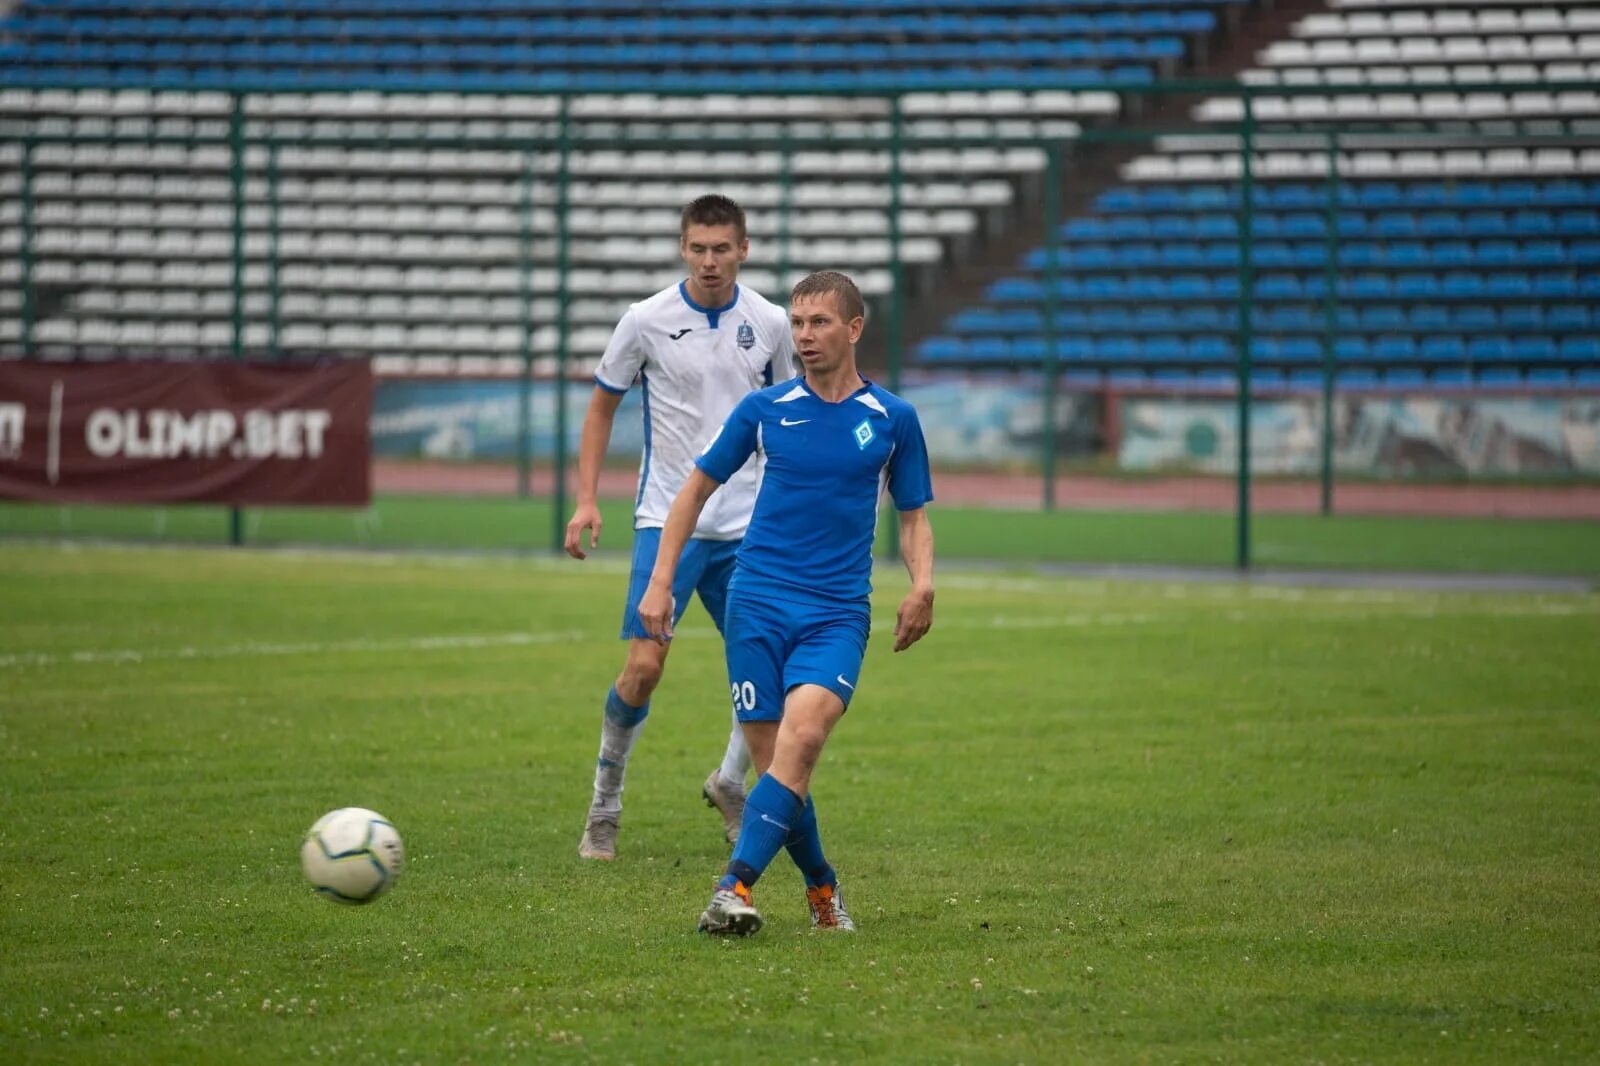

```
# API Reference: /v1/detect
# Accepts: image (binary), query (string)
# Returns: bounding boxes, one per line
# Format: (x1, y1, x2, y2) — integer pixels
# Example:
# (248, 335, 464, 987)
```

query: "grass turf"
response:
(2, 542, 1598, 1063)
(3, 494, 1599, 576)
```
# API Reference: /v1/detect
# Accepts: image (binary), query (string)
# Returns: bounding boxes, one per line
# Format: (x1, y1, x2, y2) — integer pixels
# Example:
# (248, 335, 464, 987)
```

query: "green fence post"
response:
(19, 138, 35, 355)
(777, 144, 792, 294)
(1042, 143, 1062, 511)
(516, 148, 535, 501)
(1320, 130, 1340, 517)
(267, 142, 282, 358)
(552, 97, 573, 553)
(228, 92, 247, 547)
(884, 94, 905, 560)
(1234, 90, 1254, 570)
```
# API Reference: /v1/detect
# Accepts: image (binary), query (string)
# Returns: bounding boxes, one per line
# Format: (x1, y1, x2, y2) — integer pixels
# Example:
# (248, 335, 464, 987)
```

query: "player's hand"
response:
(564, 502, 603, 559)
(637, 582, 675, 645)
(892, 587, 934, 652)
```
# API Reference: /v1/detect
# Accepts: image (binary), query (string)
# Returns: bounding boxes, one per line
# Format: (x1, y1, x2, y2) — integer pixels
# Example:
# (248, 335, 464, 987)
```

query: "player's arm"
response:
(636, 468, 721, 644)
(564, 385, 626, 559)
(893, 506, 935, 652)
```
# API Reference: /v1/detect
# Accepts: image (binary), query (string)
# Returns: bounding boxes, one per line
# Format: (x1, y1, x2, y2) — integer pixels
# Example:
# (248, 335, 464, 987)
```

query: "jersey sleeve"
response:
(694, 393, 763, 484)
(887, 404, 935, 511)
(592, 307, 644, 394)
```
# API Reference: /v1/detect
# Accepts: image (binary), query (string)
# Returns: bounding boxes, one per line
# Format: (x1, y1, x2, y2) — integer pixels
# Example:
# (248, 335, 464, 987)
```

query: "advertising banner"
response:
(1119, 394, 1600, 477)
(371, 375, 1101, 466)
(0, 360, 372, 505)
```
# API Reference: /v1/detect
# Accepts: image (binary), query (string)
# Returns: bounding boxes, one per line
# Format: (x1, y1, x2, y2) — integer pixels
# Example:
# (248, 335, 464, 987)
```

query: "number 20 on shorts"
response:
(730, 680, 757, 712)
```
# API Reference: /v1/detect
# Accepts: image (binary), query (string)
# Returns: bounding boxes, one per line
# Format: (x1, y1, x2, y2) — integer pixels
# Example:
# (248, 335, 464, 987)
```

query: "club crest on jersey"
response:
(853, 419, 875, 449)
(736, 322, 755, 350)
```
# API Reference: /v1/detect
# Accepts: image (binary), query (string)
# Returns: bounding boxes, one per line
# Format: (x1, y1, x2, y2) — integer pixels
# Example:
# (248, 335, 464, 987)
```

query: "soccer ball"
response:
(300, 807, 405, 904)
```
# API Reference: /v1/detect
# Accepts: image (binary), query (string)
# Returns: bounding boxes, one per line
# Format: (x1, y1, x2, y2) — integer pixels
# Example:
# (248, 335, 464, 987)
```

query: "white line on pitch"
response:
(0, 629, 587, 669)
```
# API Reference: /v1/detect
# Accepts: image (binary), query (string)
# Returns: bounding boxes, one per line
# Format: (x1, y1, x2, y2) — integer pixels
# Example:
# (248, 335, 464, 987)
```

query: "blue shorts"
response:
(723, 590, 869, 722)
(620, 527, 741, 640)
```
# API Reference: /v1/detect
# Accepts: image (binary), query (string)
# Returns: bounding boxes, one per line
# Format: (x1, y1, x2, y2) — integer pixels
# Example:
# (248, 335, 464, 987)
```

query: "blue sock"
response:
(604, 686, 649, 729)
(784, 795, 835, 889)
(721, 774, 803, 890)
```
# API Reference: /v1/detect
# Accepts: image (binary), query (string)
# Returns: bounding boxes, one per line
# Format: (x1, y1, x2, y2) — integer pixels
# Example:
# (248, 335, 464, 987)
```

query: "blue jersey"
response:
(695, 377, 933, 606)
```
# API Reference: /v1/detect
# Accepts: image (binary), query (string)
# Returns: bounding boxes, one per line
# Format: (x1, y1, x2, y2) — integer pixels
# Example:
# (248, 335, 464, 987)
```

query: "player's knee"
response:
(784, 717, 829, 760)
(618, 655, 665, 700)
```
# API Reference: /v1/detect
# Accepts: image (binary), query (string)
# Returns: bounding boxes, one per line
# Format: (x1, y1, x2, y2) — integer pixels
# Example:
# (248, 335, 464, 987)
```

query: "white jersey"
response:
(594, 282, 797, 540)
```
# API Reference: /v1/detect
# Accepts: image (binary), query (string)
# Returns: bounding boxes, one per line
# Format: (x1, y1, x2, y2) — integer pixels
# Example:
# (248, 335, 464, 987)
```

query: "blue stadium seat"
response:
(1395, 275, 1437, 300)
(1255, 275, 1303, 300)
(1178, 306, 1227, 331)
(1361, 306, 1406, 331)
(1095, 337, 1139, 362)
(1280, 338, 1322, 363)
(1485, 274, 1532, 299)
(988, 278, 1041, 303)
(1337, 369, 1379, 388)
(1420, 336, 1467, 362)
(1509, 210, 1554, 237)
(1194, 215, 1236, 241)
(1559, 337, 1600, 362)
(1557, 210, 1600, 236)
(1409, 305, 1451, 330)
(1533, 274, 1578, 299)
(1188, 336, 1233, 363)
(1335, 337, 1370, 360)
(1467, 336, 1514, 363)
(1374, 213, 1419, 239)
(967, 336, 1011, 362)
(1011, 337, 1048, 363)
(1549, 306, 1591, 332)
(1372, 336, 1416, 362)
(1249, 338, 1282, 362)
(1142, 337, 1187, 362)
(917, 336, 964, 363)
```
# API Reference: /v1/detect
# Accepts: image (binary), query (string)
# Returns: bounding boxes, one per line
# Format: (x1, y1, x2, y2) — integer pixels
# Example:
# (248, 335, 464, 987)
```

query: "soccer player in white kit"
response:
(565, 195, 798, 861)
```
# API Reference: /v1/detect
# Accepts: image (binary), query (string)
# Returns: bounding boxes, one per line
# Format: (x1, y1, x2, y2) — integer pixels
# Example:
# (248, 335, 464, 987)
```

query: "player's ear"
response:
(737, 238, 749, 262)
(847, 316, 865, 343)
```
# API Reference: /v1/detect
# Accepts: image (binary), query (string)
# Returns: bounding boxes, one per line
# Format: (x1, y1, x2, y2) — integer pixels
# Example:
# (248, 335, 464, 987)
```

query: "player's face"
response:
(680, 223, 748, 304)
(790, 292, 864, 375)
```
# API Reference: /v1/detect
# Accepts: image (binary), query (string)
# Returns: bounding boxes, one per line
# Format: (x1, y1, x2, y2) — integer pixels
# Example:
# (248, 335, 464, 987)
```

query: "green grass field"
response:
(3, 543, 1599, 1064)
(4, 494, 1600, 576)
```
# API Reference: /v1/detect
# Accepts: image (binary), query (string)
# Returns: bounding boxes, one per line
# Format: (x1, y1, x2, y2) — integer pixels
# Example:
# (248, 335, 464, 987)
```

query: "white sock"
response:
(591, 687, 648, 818)
(716, 706, 751, 793)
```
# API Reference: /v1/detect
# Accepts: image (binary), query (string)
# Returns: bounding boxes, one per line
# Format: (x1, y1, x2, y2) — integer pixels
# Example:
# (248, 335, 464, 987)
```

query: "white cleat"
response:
(578, 815, 618, 861)
(702, 771, 747, 845)
(697, 881, 763, 937)
(806, 882, 856, 931)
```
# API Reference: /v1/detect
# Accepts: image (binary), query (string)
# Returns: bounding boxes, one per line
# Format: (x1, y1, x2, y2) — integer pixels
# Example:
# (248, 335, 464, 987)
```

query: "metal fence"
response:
(4, 79, 1599, 566)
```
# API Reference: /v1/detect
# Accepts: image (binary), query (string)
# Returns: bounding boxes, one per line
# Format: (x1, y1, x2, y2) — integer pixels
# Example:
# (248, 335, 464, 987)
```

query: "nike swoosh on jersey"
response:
(759, 813, 792, 831)
(836, 675, 855, 690)
(779, 417, 811, 426)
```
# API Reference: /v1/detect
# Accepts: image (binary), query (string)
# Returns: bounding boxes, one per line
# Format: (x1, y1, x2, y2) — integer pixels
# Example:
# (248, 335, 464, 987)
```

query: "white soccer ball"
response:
(300, 807, 405, 904)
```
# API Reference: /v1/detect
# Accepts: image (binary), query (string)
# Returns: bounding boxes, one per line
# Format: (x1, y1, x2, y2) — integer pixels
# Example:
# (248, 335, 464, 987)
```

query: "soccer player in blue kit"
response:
(567, 195, 798, 861)
(639, 270, 936, 935)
